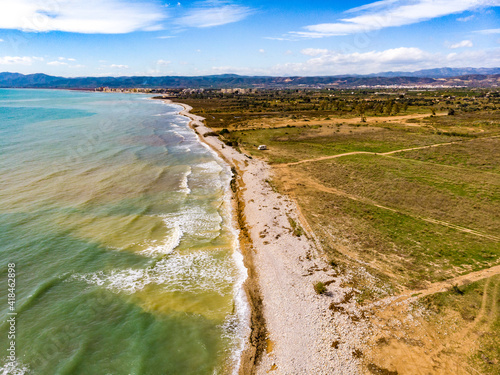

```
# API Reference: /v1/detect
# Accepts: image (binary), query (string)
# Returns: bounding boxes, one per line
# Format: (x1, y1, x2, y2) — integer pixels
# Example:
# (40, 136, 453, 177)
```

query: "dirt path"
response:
(282, 140, 464, 166)
(365, 272, 500, 375)
(377, 264, 500, 302)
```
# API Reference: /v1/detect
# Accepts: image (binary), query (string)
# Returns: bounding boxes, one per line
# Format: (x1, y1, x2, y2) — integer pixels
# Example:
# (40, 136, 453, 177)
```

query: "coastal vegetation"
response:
(314, 282, 327, 295)
(170, 87, 500, 374)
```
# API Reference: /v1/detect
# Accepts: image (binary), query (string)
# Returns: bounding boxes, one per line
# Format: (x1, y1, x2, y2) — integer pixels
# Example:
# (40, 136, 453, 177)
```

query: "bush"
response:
(314, 282, 327, 295)
(223, 139, 238, 147)
(452, 284, 465, 295)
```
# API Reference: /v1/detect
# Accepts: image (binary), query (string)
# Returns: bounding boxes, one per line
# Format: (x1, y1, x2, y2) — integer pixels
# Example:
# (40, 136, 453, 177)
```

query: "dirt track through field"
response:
(379, 264, 500, 302)
(282, 141, 464, 166)
(281, 135, 500, 167)
(286, 176, 500, 242)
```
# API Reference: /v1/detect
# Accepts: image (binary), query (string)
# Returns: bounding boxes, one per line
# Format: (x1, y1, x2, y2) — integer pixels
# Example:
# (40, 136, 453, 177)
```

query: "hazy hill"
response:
(1, 68, 499, 89)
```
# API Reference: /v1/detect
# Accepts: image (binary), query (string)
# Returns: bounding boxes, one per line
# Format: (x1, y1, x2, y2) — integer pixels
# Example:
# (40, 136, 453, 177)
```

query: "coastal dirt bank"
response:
(169, 100, 368, 374)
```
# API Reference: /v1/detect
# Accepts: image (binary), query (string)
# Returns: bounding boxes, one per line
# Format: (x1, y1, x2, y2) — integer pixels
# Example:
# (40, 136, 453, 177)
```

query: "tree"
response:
(385, 100, 393, 115)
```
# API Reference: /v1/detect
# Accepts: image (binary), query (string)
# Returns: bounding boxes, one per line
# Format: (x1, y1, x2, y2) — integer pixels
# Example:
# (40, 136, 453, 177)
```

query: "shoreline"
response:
(167, 99, 368, 374)
(166, 100, 267, 374)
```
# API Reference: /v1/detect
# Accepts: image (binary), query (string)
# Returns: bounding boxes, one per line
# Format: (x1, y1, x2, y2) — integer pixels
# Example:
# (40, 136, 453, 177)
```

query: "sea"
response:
(0, 89, 248, 375)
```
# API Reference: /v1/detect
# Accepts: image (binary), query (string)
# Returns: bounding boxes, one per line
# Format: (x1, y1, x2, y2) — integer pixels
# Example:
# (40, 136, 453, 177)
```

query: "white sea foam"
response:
(178, 167, 191, 194)
(195, 161, 224, 174)
(171, 130, 186, 143)
(217, 165, 250, 375)
(161, 205, 223, 241)
(175, 145, 192, 154)
(187, 161, 225, 194)
(72, 251, 234, 295)
(165, 101, 251, 374)
(139, 223, 183, 258)
(152, 111, 177, 117)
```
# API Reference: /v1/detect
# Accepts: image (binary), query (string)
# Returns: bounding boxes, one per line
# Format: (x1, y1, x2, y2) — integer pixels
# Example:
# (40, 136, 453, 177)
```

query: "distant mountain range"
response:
(368, 67, 500, 78)
(1, 68, 499, 89)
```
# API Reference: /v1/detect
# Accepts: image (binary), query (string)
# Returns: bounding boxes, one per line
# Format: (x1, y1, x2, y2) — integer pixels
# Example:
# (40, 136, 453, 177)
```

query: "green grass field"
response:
(295, 187, 499, 288)
(399, 137, 500, 173)
(294, 154, 500, 236)
(229, 124, 470, 164)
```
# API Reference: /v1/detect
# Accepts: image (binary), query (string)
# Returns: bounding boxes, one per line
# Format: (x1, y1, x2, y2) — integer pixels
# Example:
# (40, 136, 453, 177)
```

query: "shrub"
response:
(288, 217, 304, 237)
(452, 284, 465, 295)
(314, 282, 327, 295)
(222, 139, 238, 147)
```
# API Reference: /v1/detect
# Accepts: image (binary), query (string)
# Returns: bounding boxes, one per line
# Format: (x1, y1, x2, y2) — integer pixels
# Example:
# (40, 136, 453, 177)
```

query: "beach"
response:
(172, 101, 370, 374)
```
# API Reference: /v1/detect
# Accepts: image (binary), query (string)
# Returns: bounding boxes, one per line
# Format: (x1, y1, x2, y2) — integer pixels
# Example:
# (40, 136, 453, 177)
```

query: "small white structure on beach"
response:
(258, 145, 268, 150)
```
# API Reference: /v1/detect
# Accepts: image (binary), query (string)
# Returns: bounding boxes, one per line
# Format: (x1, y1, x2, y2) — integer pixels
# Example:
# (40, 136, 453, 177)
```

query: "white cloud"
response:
(449, 40, 473, 48)
(0, 0, 167, 34)
(156, 59, 171, 65)
(0, 56, 34, 65)
(157, 35, 176, 39)
(289, 0, 499, 38)
(211, 47, 500, 76)
(475, 28, 500, 34)
(58, 57, 76, 61)
(301, 48, 329, 56)
(457, 14, 475, 21)
(259, 48, 265, 53)
(0, 39, 4, 42)
(47, 60, 68, 66)
(110, 64, 129, 69)
(303, 47, 432, 70)
(177, 1, 253, 28)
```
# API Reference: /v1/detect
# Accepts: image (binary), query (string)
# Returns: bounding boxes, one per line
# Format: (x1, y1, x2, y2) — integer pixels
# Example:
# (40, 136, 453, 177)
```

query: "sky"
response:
(0, 0, 499, 77)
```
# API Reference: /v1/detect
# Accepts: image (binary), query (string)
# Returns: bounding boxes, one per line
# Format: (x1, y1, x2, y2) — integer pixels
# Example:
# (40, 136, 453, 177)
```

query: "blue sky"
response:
(0, 0, 499, 76)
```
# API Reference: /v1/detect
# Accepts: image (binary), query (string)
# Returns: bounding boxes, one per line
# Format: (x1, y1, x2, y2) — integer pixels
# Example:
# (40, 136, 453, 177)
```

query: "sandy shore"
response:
(170, 101, 369, 374)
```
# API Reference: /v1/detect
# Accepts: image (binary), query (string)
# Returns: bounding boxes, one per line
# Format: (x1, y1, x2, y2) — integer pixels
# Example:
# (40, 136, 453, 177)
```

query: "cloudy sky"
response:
(0, 0, 499, 76)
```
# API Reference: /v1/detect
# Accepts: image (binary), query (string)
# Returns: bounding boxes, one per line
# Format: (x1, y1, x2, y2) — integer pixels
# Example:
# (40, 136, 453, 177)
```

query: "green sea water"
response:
(0, 89, 248, 375)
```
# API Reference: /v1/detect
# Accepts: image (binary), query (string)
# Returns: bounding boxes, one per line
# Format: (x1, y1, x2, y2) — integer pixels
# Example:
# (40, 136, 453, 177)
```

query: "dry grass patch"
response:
(295, 188, 499, 288)
(294, 154, 500, 237)
(398, 137, 500, 173)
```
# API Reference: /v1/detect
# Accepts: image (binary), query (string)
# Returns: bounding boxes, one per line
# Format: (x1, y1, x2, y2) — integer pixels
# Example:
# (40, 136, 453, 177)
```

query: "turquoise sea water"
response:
(0, 89, 248, 374)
